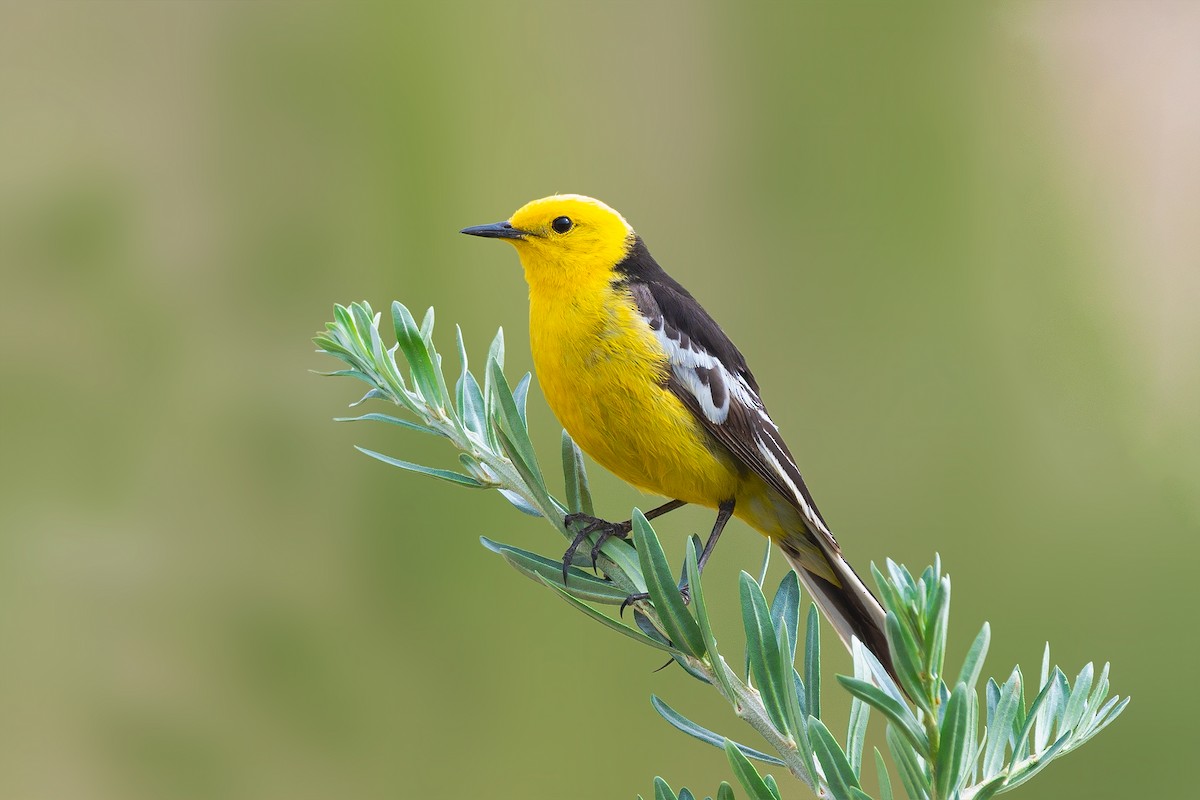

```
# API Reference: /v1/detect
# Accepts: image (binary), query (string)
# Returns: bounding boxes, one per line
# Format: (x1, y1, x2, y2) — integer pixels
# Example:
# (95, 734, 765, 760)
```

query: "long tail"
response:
(776, 538, 896, 682)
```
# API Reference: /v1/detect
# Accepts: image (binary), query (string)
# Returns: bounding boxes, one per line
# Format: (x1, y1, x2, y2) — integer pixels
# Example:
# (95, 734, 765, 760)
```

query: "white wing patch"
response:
(642, 303, 834, 542)
(650, 316, 756, 425)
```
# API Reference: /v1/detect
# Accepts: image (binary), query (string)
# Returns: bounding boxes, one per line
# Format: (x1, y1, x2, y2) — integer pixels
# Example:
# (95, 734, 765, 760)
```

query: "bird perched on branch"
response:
(462, 194, 891, 674)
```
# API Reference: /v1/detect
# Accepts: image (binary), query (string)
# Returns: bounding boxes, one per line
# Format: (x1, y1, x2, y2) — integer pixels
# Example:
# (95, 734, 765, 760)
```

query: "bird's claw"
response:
(561, 514, 633, 583)
(617, 583, 691, 617)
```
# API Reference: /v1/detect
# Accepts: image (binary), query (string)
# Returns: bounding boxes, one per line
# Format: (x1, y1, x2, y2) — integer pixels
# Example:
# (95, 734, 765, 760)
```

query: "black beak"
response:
(460, 220, 530, 240)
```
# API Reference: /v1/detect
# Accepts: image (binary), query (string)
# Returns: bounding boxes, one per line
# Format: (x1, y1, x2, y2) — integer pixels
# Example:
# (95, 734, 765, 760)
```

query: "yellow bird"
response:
(463, 194, 890, 671)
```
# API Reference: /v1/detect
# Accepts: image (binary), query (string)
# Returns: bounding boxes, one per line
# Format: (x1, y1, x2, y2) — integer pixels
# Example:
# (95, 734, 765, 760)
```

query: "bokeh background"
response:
(1, 2, 1196, 798)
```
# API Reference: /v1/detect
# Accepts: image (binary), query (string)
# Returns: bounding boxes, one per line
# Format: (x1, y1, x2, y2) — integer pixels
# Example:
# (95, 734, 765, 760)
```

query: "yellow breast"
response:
(528, 283, 740, 508)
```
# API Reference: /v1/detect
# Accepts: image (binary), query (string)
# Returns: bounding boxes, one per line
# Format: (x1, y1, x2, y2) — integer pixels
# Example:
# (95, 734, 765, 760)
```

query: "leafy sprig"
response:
(315, 301, 1128, 800)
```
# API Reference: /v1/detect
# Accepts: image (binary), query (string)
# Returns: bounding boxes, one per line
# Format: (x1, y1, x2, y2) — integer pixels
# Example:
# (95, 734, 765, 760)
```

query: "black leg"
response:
(620, 499, 736, 614)
(561, 499, 687, 582)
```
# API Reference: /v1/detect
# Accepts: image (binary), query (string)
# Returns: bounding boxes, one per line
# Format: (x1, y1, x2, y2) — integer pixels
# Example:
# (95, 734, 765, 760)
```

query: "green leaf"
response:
(684, 538, 737, 700)
(956, 623, 990, 692)
(837, 676, 930, 758)
(983, 670, 1021, 777)
(496, 488, 543, 517)
(538, 576, 678, 653)
(654, 777, 678, 800)
(1065, 662, 1094, 738)
(561, 431, 594, 516)
(391, 301, 443, 406)
(885, 612, 930, 715)
(885, 724, 931, 800)
(805, 604, 821, 721)
(809, 717, 861, 800)
(970, 774, 1008, 800)
(513, 372, 532, 425)
(724, 740, 777, 800)
(934, 684, 971, 799)
(454, 327, 487, 438)
(875, 748, 894, 800)
(769, 571, 801, 667)
(846, 658, 871, 775)
(493, 423, 559, 517)
(480, 537, 628, 603)
(776, 624, 805, 748)
(739, 572, 792, 734)
(678, 790, 695, 800)
(334, 412, 437, 436)
(488, 358, 542, 479)
(650, 696, 786, 766)
(1013, 676, 1055, 762)
(926, 577, 950, 685)
(717, 783, 735, 800)
(353, 446, 484, 487)
(633, 510, 705, 658)
(763, 775, 781, 800)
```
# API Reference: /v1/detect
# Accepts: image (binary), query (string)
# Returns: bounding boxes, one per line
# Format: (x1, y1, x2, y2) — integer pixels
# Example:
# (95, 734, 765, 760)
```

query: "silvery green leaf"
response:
(885, 612, 929, 715)
(653, 777, 677, 800)
(391, 302, 443, 406)
(481, 537, 626, 603)
(650, 696, 785, 766)
(809, 717, 861, 800)
(886, 724, 931, 800)
(846, 642, 871, 775)
(983, 670, 1021, 778)
(805, 604, 821, 721)
(875, 748, 894, 800)
(1004, 730, 1072, 791)
(926, 577, 950, 685)
(1013, 677, 1054, 762)
(677, 789, 694, 800)
(353, 446, 484, 487)
(349, 388, 387, 407)
(740, 572, 791, 734)
(717, 783, 735, 800)
(837, 676, 930, 759)
(538, 576, 678, 654)
(496, 488, 542, 517)
(776, 625, 804, 744)
(724, 740, 777, 800)
(634, 511, 704, 657)
(763, 775, 782, 800)
(934, 684, 971, 799)
(513, 372, 531, 425)
(561, 431, 594, 517)
(684, 542, 737, 701)
(334, 412, 437, 436)
(769, 571, 800, 667)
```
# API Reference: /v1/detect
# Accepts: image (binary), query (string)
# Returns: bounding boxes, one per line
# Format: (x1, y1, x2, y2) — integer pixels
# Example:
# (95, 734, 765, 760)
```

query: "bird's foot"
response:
(561, 514, 633, 582)
(618, 583, 691, 617)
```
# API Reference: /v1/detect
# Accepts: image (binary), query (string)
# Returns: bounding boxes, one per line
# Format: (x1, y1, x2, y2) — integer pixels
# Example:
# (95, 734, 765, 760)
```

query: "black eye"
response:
(551, 216, 573, 234)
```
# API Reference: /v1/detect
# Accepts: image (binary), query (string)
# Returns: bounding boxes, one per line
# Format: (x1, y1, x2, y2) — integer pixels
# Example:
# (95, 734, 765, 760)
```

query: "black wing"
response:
(615, 237, 838, 548)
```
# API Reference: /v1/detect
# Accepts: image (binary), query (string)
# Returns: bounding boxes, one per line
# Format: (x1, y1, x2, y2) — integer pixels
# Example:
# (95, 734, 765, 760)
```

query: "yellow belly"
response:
(529, 287, 741, 508)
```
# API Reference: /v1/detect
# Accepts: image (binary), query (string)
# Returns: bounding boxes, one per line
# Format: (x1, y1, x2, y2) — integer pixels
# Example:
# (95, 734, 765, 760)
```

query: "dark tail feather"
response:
(779, 543, 897, 684)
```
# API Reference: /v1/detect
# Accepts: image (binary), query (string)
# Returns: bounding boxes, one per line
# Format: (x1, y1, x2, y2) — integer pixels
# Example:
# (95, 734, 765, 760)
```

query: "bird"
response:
(461, 194, 891, 673)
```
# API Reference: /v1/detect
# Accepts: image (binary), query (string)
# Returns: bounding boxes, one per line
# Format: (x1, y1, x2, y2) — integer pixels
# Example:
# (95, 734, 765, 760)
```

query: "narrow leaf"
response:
(809, 717, 861, 800)
(837, 676, 930, 758)
(805, 604, 821, 721)
(957, 622, 990, 692)
(481, 537, 628, 603)
(354, 446, 483, 487)
(633, 511, 705, 657)
(740, 572, 792, 734)
(538, 577, 679, 653)
(334, 412, 437, 436)
(561, 431, 594, 516)
(724, 740, 777, 800)
(650, 696, 785, 766)
(875, 748, 894, 800)
(769, 571, 801, 667)
(934, 684, 971, 800)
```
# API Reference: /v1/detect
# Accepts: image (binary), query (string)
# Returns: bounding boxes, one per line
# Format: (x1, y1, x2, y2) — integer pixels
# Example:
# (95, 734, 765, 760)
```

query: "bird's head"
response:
(461, 194, 634, 287)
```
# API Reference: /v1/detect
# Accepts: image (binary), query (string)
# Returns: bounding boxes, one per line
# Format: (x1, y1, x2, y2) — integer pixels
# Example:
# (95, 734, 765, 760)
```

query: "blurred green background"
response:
(1, 2, 1196, 798)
